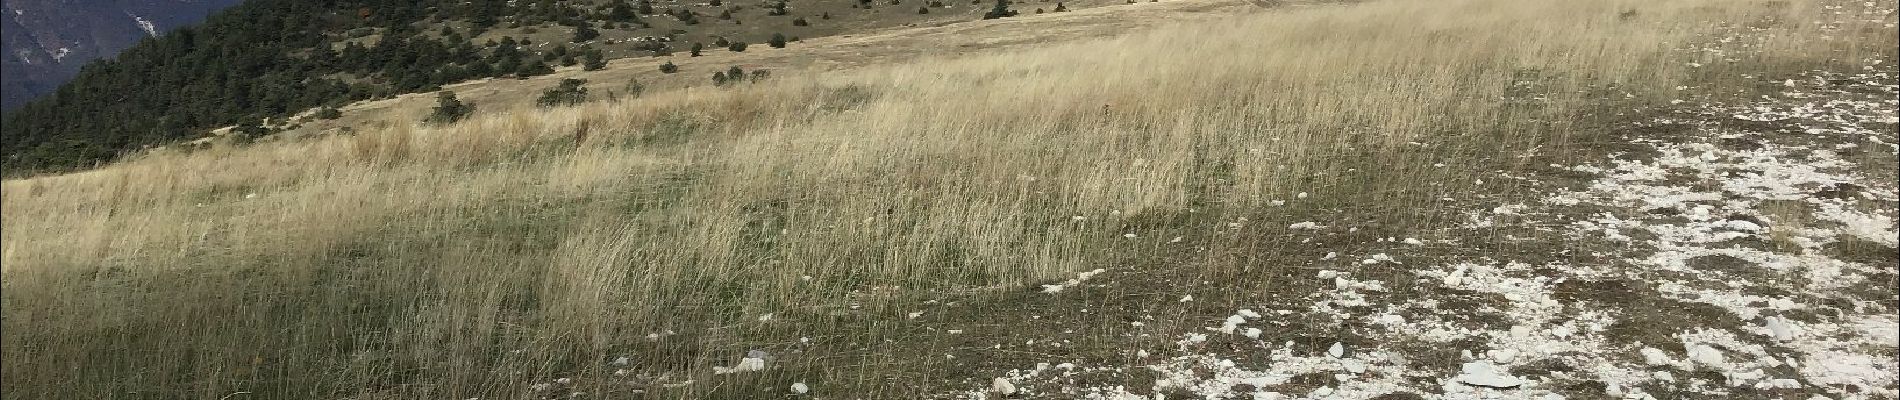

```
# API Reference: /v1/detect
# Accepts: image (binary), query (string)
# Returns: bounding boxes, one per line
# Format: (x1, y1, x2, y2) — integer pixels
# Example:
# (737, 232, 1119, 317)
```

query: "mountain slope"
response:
(0, 0, 244, 111)
(2, 0, 1890, 398)
(0, 0, 1128, 173)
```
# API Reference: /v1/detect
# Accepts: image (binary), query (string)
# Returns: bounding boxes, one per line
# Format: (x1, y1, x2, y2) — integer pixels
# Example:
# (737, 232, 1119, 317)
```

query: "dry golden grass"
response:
(2, 0, 1892, 398)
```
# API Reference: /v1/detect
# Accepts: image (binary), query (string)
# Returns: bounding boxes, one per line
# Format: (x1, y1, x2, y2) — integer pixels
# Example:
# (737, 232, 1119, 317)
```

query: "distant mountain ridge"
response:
(1, 0, 244, 111)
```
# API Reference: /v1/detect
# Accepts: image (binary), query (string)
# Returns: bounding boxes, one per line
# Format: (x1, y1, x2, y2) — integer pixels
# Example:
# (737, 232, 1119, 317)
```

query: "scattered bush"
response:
(728, 41, 748, 52)
(516, 59, 555, 77)
(582, 48, 607, 71)
(769, 33, 788, 48)
(424, 91, 474, 125)
(570, 22, 598, 42)
(1054, 1, 1067, 11)
(690, 42, 705, 56)
(535, 79, 589, 108)
(314, 106, 342, 120)
(983, 0, 1018, 19)
(792, 17, 809, 26)
(918, 6, 929, 13)
(624, 78, 646, 98)
(231, 117, 271, 143)
(659, 61, 679, 73)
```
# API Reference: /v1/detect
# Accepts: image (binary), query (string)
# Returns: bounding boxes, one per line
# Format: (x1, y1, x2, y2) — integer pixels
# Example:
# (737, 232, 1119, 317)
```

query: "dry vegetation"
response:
(2, 0, 1891, 398)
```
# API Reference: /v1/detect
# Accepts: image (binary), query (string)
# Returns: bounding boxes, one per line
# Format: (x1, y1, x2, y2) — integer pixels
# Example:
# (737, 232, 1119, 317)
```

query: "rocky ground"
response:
(924, 30, 1900, 400)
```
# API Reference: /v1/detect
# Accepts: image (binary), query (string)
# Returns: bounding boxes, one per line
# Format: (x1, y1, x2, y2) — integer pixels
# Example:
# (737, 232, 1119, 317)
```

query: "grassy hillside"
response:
(0, 0, 1131, 173)
(2, 0, 1892, 398)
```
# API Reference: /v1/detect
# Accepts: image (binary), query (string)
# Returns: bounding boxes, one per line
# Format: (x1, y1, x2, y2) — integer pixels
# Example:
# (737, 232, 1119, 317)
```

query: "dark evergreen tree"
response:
(769, 33, 788, 48)
(690, 42, 704, 56)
